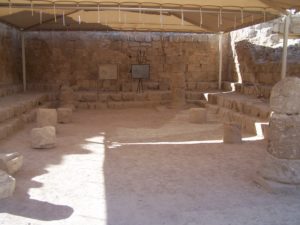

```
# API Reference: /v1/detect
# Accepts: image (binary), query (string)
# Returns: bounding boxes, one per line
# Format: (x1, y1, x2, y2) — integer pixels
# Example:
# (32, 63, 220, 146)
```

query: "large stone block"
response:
(31, 126, 56, 149)
(0, 170, 15, 199)
(223, 122, 242, 144)
(0, 152, 23, 174)
(189, 108, 207, 123)
(270, 77, 300, 114)
(37, 108, 57, 127)
(260, 152, 300, 184)
(267, 113, 300, 159)
(57, 108, 72, 124)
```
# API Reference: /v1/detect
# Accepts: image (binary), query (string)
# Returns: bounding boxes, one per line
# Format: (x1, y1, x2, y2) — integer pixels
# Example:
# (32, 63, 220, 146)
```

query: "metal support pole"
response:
(218, 32, 223, 90)
(21, 32, 27, 92)
(281, 13, 290, 79)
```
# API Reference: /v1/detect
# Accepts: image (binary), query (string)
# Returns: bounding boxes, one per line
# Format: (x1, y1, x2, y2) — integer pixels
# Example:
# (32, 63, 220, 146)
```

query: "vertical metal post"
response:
(281, 13, 290, 79)
(21, 32, 27, 92)
(218, 32, 223, 90)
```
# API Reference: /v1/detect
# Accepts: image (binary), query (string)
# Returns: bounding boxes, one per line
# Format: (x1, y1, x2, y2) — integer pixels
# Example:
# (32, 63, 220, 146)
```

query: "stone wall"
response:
(0, 23, 22, 86)
(235, 41, 300, 85)
(25, 32, 230, 92)
(229, 20, 300, 86)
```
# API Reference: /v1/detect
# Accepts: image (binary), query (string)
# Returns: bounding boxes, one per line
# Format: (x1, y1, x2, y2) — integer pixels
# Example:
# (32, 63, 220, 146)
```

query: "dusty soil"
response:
(0, 107, 300, 225)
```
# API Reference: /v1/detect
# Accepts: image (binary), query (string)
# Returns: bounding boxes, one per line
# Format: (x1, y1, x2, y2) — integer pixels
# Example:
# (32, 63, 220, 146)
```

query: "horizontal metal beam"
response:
(0, 3, 278, 15)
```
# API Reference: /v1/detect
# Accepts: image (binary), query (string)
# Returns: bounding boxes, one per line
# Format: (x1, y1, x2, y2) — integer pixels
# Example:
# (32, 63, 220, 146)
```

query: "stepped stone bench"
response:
(0, 152, 23, 175)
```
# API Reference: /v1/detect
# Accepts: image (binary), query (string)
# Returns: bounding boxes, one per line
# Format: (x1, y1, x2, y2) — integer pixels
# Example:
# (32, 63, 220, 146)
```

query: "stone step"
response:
(0, 100, 55, 141)
(0, 92, 55, 124)
(205, 103, 269, 135)
(222, 81, 272, 99)
(207, 92, 271, 120)
(76, 91, 172, 103)
(76, 100, 170, 110)
(0, 92, 56, 140)
(185, 100, 206, 107)
(0, 108, 36, 140)
(185, 90, 223, 101)
(0, 85, 23, 98)
(185, 91, 207, 101)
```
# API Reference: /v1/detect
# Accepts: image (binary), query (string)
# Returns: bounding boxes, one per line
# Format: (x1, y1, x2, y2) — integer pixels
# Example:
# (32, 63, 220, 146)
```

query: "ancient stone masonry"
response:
(235, 41, 300, 87)
(0, 23, 22, 87)
(260, 77, 300, 185)
(230, 21, 300, 99)
(25, 32, 230, 93)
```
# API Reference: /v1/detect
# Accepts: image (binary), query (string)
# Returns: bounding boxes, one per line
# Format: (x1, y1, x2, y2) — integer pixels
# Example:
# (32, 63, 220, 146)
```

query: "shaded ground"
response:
(0, 107, 300, 225)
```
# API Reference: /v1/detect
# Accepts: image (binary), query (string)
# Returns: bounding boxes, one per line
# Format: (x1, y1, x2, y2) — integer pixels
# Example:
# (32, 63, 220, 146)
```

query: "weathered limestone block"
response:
(110, 93, 122, 101)
(59, 85, 75, 107)
(31, 126, 56, 149)
(0, 152, 23, 174)
(260, 152, 300, 184)
(148, 92, 162, 102)
(270, 77, 300, 114)
(37, 108, 57, 128)
(189, 108, 207, 123)
(77, 92, 97, 102)
(267, 113, 300, 159)
(122, 93, 135, 101)
(171, 88, 186, 108)
(0, 170, 15, 199)
(57, 108, 72, 124)
(223, 122, 242, 144)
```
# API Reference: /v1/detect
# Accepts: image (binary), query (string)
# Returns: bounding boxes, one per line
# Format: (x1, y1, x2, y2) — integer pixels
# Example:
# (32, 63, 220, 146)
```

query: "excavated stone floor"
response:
(0, 108, 300, 225)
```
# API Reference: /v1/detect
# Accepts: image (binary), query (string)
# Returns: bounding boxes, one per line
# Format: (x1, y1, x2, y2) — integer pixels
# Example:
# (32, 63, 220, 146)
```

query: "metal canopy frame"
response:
(0, 1, 298, 92)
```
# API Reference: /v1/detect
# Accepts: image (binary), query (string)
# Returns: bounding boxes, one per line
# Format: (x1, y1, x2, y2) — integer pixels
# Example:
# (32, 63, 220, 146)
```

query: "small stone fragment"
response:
(0, 170, 15, 199)
(0, 152, 23, 174)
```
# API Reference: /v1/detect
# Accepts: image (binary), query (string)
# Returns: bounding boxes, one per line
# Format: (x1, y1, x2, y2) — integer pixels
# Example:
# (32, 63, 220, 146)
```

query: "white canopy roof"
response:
(0, 0, 299, 32)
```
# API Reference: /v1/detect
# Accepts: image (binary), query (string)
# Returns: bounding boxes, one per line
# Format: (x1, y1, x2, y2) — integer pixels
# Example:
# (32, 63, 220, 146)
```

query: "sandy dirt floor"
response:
(0, 107, 300, 225)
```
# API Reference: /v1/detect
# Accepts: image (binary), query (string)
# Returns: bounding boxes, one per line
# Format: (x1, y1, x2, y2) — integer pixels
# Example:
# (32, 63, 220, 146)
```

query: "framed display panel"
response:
(131, 64, 150, 79)
(98, 64, 118, 80)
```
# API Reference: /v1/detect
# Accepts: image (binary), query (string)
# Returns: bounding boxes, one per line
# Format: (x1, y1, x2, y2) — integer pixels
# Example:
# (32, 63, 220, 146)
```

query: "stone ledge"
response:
(205, 103, 269, 135)
(0, 84, 23, 98)
(207, 92, 270, 120)
(0, 93, 54, 124)
(76, 91, 172, 103)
